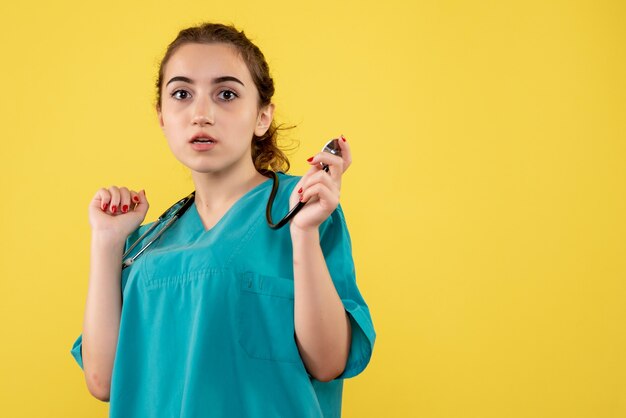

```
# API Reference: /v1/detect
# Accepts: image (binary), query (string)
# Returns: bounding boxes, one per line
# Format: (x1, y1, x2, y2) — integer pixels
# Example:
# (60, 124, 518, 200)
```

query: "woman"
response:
(71, 22, 375, 417)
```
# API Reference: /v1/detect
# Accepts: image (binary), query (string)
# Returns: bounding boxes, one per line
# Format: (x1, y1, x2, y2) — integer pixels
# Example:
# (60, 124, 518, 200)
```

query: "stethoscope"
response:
(121, 138, 342, 269)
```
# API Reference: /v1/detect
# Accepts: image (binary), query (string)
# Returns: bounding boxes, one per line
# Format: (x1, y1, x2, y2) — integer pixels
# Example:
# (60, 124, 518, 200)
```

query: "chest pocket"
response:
(237, 272, 302, 364)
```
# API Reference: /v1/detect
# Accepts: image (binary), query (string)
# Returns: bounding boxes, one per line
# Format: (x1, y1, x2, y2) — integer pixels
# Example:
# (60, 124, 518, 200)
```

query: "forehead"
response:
(164, 43, 252, 85)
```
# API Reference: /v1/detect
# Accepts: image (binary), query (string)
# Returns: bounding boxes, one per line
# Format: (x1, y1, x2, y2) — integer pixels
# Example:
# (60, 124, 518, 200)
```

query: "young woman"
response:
(71, 22, 375, 417)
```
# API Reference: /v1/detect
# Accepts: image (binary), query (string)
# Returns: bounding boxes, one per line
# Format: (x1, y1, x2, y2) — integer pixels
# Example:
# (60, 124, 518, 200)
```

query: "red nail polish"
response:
(307, 156, 314, 162)
(133, 196, 140, 203)
(122, 205, 129, 213)
(297, 187, 303, 194)
(299, 195, 304, 202)
(102, 203, 108, 211)
(341, 135, 347, 142)
(111, 205, 117, 214)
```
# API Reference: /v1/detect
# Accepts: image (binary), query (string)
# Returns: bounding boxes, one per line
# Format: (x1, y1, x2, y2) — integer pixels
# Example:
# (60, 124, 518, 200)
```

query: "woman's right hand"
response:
(88, 186, 149, 241)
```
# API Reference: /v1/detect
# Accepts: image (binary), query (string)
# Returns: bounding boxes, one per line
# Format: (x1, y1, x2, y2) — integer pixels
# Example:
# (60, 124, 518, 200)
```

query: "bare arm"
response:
(291, 227, 351, 382)
(290, 136, 353, 381)
(81, 187, 148, 401)
(81, 234, 124, 401)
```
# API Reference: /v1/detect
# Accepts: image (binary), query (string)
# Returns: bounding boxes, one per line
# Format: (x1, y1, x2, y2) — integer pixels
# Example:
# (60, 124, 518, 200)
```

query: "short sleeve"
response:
(69, 223, 154, 372)
(319, 205, 376, 379)
(71, 334, 84, 370)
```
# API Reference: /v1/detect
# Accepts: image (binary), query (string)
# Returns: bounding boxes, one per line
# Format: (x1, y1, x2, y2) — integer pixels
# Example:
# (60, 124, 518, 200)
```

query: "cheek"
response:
(229, 108, 260, 130)
(162, 109, 181, 123)
(162, 124, 182, 148)
(161, 114, 187, 138)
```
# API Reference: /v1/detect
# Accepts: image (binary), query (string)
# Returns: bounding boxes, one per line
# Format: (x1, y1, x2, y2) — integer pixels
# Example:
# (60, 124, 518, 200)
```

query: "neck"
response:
(191, 164, 268, 212)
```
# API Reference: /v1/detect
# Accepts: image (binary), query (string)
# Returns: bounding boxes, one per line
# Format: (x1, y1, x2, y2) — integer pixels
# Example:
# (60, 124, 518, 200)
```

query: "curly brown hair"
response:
(155, 22, 291, 173)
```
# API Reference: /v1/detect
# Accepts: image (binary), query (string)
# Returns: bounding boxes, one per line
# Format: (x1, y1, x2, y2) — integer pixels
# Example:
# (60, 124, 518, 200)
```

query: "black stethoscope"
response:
(121, 138, 342, 269)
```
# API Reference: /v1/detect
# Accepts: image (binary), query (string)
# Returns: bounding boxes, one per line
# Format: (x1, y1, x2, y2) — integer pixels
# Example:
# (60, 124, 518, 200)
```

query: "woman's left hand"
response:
(289, 135, 352, 232)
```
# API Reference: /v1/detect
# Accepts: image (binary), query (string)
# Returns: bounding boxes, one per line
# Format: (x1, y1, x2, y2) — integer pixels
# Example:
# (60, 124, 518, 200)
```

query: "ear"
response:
(156, 104, 164, 129)
(254, 103, 275, 137)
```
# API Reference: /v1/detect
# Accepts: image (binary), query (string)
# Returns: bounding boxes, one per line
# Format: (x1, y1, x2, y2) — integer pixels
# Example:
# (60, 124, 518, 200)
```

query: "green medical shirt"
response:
(71, 173, 375, 417)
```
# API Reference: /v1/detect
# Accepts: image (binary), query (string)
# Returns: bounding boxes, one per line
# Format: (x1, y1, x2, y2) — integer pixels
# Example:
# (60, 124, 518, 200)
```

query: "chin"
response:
(187, 160, 236, 175)
(186, 164, 222, 174)
(171, 154, 221, 174)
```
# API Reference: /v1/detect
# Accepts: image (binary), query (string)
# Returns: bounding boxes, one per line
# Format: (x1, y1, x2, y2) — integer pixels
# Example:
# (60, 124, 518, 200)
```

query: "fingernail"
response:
(297, 187, 303, 194)
(102, 203, 108, 211)
(122, 205, 129, 213)
(341, 135, 347, 142)
(111, 205, 117, 214)
(132, 196, 140, 203)
(307, 156, 314, 162)
(299, 195, 304, 202)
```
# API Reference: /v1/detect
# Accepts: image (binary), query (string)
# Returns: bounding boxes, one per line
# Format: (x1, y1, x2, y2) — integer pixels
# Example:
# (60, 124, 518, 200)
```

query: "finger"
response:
(290, 178, 306, 207)
(307, 152, 344, 181)
(337, 134, 352, 172)
(119, 187, 131, 213)
(300, 183, 339, 209)
(134, 190, 150, 215)
(108, 186, 121, 215)
(293, 164, 318, 193)
(298, 168, 342, 215)
(93, 188, 112, 212)
(300, 169, 339, 197)
(291, 159, 331, 201)
(130, 190, 140, 208)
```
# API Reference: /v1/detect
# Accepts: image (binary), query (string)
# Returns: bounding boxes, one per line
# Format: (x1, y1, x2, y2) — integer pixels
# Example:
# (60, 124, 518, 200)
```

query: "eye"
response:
(217, 89, 238, 101)
(171, 90, 191, 100)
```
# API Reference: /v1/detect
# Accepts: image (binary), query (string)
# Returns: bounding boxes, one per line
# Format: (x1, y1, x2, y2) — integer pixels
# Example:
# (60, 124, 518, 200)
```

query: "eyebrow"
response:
(165, 75, 245, 87)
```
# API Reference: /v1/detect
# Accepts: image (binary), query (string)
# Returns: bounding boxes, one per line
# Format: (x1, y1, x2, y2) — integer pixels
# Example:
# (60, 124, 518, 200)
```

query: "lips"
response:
(190, 134, 217, 144)
(190, 133, 217, 151)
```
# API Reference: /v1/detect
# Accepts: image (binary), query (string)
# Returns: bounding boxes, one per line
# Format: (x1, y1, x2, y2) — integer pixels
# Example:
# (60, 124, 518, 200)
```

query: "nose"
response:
(192, 95, 215, 126)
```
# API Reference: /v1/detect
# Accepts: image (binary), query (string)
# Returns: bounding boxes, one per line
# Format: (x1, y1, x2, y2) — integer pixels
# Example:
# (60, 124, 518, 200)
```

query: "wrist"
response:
(91, 230, 127, 251)
(289, 224, 320, 242)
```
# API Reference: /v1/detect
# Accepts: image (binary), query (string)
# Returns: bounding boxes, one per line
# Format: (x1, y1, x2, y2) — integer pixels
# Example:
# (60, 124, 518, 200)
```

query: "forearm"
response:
(291, 226, 351, 382)
(81, 232, 124, 401)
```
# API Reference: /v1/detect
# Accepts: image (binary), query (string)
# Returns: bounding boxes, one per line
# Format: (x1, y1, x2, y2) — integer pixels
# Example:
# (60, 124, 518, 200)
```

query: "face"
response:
(157, 42, 273, 176)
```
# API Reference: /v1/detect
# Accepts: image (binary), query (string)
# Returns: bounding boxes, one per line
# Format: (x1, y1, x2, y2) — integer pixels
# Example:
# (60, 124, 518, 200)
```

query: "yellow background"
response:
(1, 0, 624, 417)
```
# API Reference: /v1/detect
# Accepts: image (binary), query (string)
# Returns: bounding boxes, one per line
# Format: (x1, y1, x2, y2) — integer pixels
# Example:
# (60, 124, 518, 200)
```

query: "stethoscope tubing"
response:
(121, 138, 339, 270)
(120, 170, 308, 269)
(264, 164, 329, 229)
(121, 193, 195, 269)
